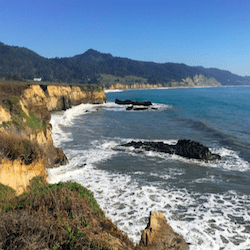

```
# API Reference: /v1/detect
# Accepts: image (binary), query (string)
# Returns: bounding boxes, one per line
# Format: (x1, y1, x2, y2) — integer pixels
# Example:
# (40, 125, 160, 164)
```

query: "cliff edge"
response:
(0, 81, 106, 195)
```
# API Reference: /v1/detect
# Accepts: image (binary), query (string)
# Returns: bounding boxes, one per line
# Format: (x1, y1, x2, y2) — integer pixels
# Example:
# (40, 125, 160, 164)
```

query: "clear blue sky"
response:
(1, 0, 249, 76)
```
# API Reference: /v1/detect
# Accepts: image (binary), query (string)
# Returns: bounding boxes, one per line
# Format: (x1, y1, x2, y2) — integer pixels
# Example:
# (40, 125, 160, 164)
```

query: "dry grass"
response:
(0, 81, 29, 104)
(0, 177, 138, 250)
(0, 133, 43, 165)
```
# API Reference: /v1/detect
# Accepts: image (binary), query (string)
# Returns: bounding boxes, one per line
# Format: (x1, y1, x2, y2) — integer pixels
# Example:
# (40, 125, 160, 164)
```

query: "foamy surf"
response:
(104, 89, 124, 93)
(102, 101, 172, 112)
(48, 160, 250, 249)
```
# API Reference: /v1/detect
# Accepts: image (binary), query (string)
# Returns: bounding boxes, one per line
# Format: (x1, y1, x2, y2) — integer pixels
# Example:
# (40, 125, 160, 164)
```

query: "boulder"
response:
(139, 212, 189, 250)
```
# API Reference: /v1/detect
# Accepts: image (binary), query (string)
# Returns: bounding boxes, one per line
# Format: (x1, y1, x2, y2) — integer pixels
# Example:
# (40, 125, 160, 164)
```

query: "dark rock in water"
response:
(175, 139, 221, 160)
(115, 99, 133, 105)
(151, 107, 158, 110)
(126, 106, 134, 110)
(121, 139, 221, 161)
(115, 98, 152, 106)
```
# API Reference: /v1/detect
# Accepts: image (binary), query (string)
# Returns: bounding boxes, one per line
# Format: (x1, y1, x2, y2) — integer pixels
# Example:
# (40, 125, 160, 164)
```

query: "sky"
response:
(1, 0, 249, 76)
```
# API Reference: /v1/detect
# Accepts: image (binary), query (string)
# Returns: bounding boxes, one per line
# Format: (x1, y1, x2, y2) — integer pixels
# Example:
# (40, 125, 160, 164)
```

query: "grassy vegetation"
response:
(0, 81, 49, 132)
(0, 177, 137, 250)
(1, 109, 48, 133)
(0, 133, 43, 164)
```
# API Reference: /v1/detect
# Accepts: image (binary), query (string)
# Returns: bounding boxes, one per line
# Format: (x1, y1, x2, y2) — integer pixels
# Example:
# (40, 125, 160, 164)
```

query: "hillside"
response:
(0, 42, 249, 87)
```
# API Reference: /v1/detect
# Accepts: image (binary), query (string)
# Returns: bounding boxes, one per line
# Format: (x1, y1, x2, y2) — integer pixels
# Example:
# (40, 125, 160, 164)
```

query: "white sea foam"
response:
(50, 103, 101, 146)
(210, 147, 250, 172)
(104, 89, 124, 93)
(48, 104, 250, 250)
(48, 159, 250, 249)
(101, 101, 172, 112)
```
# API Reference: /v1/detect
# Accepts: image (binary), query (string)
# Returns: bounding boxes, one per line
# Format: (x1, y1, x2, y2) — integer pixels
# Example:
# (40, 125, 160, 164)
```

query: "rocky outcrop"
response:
(0, 82, 107, 195)
(121, 139, 221, 161)
(139, 212, 189, 250)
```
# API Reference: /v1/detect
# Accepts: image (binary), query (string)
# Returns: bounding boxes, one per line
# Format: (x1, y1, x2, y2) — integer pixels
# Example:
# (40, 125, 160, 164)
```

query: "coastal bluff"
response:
(0, 81, 189, 249)
(0, 82, 106, 195)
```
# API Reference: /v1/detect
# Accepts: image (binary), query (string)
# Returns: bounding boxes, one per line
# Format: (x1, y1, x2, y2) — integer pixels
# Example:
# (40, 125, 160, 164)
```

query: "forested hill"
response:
(0, 42, 249, 86)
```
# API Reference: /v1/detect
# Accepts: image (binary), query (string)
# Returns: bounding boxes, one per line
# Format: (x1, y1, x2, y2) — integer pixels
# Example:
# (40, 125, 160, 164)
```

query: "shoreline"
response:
(104, 84, 250, 93)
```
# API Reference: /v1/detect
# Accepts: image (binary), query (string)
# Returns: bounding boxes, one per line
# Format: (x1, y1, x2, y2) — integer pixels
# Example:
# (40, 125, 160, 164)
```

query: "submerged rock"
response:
(121, 139, 221, 161)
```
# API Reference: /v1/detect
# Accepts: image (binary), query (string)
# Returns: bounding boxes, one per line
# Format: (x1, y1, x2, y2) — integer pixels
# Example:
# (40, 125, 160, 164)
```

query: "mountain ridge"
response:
(0, 42, 249, 87)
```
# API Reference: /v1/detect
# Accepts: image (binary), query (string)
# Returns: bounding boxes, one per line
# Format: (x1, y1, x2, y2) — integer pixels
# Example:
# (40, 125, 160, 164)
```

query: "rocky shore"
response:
(0, 82, 189, 249)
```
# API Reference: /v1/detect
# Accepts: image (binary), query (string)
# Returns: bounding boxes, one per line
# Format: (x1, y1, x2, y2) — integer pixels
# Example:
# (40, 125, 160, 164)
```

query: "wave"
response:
(103, 101, 172, 112)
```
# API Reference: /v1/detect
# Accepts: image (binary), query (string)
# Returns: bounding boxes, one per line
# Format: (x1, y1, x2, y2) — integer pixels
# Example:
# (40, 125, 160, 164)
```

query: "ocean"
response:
(48, 86, 250, 250)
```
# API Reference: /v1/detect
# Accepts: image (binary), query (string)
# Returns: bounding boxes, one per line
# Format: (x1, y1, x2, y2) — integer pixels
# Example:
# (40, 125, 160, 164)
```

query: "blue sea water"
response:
(48, 86, 250, 250)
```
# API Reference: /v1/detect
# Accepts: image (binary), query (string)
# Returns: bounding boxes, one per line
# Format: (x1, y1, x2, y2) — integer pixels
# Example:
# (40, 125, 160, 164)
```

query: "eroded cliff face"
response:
(0, 83, 106, 195)
(0, 159, 48, 195)
(180, 74, 221, 87)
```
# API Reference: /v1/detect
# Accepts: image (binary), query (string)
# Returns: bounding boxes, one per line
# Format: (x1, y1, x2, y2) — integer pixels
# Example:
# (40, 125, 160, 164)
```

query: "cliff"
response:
(0, 81, 106, 195)
(104, 74, 221, 90)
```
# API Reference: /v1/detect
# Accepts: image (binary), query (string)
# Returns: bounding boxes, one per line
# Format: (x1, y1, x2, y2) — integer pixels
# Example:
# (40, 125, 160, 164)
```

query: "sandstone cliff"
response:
(0, 82, 106, 195)
(179, 74, 221, 87)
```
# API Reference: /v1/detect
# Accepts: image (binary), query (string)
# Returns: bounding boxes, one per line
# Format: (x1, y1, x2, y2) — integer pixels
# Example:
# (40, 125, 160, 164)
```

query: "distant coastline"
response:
(104, 84, 250, 93)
